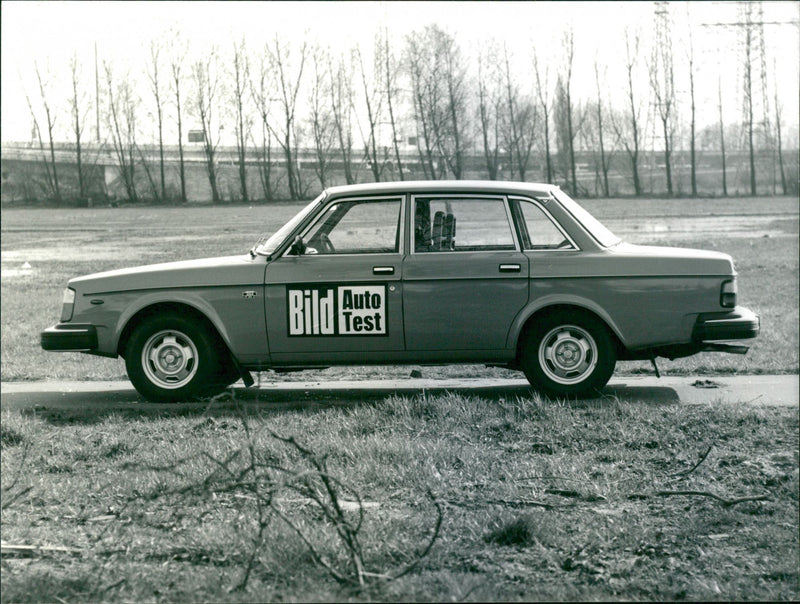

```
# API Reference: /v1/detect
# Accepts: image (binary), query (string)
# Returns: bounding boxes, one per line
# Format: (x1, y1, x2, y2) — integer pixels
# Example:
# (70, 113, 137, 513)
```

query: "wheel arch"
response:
(117, 300, 231, 360)
(512, 301, 626, 363)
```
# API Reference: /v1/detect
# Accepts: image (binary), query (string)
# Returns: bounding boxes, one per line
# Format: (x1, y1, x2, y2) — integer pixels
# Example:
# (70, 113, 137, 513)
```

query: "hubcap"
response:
(539, 325, 598, 385)
(141, 330, 199, 389)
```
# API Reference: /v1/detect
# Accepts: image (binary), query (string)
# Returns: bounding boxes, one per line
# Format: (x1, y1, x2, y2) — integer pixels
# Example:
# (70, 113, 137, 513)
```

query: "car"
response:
(41, 181, 760, 402)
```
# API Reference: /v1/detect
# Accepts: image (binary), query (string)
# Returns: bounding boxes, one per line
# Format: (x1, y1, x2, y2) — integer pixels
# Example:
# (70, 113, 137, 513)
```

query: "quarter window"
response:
(414, 198, 516, 252)
(514, 200, 575, 250)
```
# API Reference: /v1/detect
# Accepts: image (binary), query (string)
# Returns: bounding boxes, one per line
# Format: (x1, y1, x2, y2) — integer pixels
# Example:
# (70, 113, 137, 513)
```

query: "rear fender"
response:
(507, 295, 626, 350)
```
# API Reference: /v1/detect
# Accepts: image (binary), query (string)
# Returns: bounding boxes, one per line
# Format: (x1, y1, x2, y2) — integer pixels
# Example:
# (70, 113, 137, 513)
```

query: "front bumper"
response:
(41, 323, 98, 352)
(692, 306, 760, 342)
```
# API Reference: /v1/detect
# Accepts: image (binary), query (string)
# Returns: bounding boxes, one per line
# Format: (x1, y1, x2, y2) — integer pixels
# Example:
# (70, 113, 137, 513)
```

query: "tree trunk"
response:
(718, 76, 727, 196)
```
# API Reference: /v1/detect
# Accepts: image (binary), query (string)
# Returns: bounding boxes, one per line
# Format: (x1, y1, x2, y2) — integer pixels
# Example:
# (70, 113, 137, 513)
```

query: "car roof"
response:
(324, 180, 557, 198)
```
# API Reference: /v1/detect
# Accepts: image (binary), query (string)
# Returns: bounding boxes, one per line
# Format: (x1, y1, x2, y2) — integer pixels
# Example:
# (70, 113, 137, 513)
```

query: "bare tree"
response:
(649, 5, 676, 195)
(169, 32, 188, 203)
(192, 50, 222, 203)
(611, 29, 644, 196)
(104, 62, 139, 202)
(717, 74, 728, 196)
(686, 19, 698, 196)
(33, 62, 62, 203)
(476, 41, 504, 180)
(267, 35, 308, 200)
(22, 83, 56, 201)
(404, 29, 439, 179)
(502, 45, 536, 182)
(354, 41, 384, 182)
(329, 51, 356, 185)
(772, 60, 787, 195)
(147, 40, 167, 202)
(439, 27, 469, 179)
(556, 31, 577, 193)
(593, 59, 612, 197)
(405, 25, 468, 179)
(381, 28, 404, 180)
(69, 53, 88, 201)
(251, 51, 279, 201)
(231, 37, 251, 202)
(533, 49, 553, 183)
(308, 45, 336, 188)
(554, 76, 572, 187)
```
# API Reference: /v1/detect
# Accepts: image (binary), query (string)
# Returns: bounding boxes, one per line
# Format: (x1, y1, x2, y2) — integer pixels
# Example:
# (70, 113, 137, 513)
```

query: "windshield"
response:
(552, 189, 621, 248)
(252, 192, 327, 257)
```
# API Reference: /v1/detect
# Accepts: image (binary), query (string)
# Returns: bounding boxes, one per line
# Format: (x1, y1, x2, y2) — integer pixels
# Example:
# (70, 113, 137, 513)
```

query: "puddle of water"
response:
(609, 215, 796, 241)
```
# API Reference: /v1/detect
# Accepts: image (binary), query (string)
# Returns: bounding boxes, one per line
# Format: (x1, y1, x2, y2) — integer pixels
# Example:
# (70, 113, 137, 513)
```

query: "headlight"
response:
(720, 279, 737, 308)
(61, 288, 76, 322)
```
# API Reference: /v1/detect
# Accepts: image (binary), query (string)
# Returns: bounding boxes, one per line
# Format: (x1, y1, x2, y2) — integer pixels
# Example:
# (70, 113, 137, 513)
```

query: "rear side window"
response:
(414, 197, 516, 252)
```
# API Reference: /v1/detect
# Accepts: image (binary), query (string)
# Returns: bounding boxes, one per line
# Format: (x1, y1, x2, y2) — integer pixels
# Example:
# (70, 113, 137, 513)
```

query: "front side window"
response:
(299, 198, 401, 255)
(414, 197, 516, 252)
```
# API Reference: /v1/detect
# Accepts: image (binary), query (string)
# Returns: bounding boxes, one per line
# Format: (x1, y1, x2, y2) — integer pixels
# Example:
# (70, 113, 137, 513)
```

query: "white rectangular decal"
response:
(287, 284, 386, 336)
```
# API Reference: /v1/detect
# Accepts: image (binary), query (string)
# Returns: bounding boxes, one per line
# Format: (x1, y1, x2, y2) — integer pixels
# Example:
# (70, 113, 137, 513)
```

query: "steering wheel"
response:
(317, 233, 335, 254)
(556, 239, 572, 249)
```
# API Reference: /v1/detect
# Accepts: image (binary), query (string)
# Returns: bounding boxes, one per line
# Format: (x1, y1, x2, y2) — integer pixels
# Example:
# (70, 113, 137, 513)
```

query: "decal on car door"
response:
(287, 284, 387, 336)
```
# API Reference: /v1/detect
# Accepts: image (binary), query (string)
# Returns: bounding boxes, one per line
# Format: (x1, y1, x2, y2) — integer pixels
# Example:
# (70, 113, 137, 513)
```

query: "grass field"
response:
(2, 392, 798, 601)
(1, 196, 798, 602)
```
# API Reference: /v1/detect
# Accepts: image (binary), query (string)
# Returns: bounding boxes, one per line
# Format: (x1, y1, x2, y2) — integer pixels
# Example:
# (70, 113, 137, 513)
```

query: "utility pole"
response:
(702, 2, 798, 196)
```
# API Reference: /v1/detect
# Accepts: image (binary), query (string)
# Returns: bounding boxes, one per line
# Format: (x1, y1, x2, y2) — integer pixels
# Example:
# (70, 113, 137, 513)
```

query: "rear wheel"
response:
(521, 311, 616, 398)
(125, 313, 231, 402)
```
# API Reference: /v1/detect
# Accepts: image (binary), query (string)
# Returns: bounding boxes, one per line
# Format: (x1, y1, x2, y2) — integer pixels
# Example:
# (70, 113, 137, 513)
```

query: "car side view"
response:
(41, 181, 760, 402)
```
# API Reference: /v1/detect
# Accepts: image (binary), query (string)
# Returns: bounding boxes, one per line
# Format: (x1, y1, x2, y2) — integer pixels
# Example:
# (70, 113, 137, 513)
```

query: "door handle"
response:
(373, 266, 395, 275)
(499, 264, 521, 273)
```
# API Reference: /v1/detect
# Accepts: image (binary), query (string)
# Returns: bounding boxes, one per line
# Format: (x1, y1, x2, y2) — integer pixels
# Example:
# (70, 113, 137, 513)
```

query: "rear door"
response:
(402, 195, 529, 352)
(264, 195, 405, 363)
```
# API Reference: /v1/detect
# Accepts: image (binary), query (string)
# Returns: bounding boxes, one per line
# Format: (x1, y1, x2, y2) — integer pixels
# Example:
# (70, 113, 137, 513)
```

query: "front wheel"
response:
(125, 313, 230, 402)
(521, 311, 616, 398)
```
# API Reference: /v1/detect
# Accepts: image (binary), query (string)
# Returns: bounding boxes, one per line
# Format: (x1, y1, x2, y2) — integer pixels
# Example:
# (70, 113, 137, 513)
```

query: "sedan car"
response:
(41, 181, 759, 402)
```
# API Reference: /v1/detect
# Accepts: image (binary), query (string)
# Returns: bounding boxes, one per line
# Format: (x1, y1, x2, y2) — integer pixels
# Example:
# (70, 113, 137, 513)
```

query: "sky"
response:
(2, 0, 798, 144)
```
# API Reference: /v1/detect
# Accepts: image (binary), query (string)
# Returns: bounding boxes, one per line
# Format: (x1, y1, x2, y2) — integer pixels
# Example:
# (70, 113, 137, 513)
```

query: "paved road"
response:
(1, 375, 797, 414)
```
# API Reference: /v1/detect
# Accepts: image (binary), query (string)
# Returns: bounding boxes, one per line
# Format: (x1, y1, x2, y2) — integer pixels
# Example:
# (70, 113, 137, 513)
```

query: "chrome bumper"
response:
(692, 306, 760, 343)
(41, 324, 98, 352)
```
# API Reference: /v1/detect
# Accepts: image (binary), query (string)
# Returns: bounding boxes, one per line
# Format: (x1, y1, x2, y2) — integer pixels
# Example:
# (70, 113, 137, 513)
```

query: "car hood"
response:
(69, 255, 266, 294)
(607, 243, 735, 275)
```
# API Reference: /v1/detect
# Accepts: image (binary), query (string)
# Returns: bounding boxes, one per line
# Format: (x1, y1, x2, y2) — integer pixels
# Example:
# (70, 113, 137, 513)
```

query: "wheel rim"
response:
(141, 329, 199, 389)
(538, 324, 598, 385)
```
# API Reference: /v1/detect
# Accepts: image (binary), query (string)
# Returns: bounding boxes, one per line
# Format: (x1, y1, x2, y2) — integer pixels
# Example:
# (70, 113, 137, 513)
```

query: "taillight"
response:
(720, 279, 737, 308)
(61, 288, 76, 321)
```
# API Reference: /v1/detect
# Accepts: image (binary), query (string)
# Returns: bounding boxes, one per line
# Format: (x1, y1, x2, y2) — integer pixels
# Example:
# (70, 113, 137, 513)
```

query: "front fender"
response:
(112, 290, 237, 355)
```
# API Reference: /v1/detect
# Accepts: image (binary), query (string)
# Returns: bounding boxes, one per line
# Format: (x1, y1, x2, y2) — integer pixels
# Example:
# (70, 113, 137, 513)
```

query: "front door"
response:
(265, 195, 405, 364)
(402, 195, 529, 352)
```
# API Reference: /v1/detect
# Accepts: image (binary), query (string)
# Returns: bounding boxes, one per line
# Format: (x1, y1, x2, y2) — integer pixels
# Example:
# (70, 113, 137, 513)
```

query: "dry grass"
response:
(1, 391, 798, 601)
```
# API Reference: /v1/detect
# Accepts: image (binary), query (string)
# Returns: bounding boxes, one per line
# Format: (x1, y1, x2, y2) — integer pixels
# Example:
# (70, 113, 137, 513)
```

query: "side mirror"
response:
(289, 235, 306, 256)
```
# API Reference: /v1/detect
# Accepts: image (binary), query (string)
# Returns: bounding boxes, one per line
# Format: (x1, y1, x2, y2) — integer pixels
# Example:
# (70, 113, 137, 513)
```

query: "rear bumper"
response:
(692, 306, 760, 342)
(41, 324, 98, 352)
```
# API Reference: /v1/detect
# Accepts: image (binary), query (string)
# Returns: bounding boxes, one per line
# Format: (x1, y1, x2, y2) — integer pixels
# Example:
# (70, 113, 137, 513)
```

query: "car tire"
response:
(521, 310, 616, 398)
(125, 313, 229, 403)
